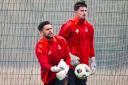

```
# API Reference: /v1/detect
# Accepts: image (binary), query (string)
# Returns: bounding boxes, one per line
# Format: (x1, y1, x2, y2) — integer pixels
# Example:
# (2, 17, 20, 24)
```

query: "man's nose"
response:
(49, 29, 52, 32)
(84, 11, 86, 13)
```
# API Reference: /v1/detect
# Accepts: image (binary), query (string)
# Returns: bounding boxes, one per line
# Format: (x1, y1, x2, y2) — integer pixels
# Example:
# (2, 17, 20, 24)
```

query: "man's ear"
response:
(39, 31, 44, 36)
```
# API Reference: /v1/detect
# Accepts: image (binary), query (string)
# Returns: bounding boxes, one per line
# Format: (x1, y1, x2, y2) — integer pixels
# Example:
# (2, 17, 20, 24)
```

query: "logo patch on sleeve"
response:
(85, 27, 88, 32)
(75, 29, 79, 34)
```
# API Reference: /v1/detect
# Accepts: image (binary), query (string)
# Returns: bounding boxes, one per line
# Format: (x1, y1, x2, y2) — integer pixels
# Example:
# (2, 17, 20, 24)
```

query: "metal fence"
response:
(0, 0, 128, 85)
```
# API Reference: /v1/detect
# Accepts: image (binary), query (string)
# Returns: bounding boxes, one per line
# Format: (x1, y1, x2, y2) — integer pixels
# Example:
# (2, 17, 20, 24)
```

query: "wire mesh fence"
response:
(0, 0, 128, 85)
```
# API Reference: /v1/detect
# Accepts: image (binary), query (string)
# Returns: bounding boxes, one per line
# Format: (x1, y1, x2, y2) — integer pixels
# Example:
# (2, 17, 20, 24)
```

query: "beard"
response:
(45, 33, 53, 39)
(45, 35, 53, 39)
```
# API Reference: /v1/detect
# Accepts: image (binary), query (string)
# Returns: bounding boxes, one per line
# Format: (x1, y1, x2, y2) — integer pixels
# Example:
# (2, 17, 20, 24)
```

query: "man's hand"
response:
(51, 66, 62, 72)
(70, 53, 80, 66)
(56, 65, 69, 80)
(56, 70, 67, 80)
(56, 59, 69, 80)
(57, 59, 69, 72)
(90, 57, 96, 75)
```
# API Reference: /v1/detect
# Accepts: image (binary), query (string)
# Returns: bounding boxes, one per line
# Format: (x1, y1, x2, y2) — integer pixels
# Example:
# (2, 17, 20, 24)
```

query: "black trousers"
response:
(44, 78, 65, 85)
(67, 69, 87, 85)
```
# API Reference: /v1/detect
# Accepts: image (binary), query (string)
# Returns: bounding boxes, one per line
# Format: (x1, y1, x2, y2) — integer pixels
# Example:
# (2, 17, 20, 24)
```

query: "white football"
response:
(74, 64, 91, 79)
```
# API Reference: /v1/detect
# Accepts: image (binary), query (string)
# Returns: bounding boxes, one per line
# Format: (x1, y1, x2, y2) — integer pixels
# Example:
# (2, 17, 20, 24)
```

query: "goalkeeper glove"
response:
(90, 57, 96, 75)
(56, 70, 67, 80)
(51, 66, 62, 72)
(56, 65, 69, 80)
(70, 53, 80, 66)
(57, 59, 67, 69)
(56, 59, 69, 80)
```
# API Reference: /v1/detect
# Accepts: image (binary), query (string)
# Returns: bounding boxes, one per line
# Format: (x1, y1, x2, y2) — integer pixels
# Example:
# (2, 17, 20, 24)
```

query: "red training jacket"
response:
(35, 36, 70, 84)
(59, 17, 95, 67)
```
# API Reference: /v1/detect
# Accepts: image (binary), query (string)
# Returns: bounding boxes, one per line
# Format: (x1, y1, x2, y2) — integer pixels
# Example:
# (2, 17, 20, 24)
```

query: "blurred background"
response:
(0, 0, 128, 85)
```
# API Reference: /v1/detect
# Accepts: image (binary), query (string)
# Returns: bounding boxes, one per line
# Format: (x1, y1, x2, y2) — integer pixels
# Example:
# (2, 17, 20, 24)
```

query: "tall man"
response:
(35, 21, 70, 85)
(59, 1, 96, 85)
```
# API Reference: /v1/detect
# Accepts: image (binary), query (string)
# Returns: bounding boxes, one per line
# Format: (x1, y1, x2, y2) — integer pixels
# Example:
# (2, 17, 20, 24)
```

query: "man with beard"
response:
(58, 1, 96, 85)
(35, 21, 70, 85)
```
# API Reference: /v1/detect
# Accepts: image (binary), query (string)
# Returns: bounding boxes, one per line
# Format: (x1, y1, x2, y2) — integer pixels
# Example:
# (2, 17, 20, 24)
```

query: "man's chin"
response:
(81, 16, 86, 19)
(80, 18, 85, 22)
(45, 36, 53, 39)
(82, 17, 86, 20)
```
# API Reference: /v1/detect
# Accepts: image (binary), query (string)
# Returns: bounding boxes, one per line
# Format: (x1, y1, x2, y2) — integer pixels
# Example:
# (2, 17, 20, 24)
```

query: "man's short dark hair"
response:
(74, 1, 87, 11)
(38, 21, 51, 31)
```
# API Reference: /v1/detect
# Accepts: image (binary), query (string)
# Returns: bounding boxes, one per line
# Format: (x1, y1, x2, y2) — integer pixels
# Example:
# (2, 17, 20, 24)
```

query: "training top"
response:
(35, 36, 70, 84)
(59, 17, 95, 67)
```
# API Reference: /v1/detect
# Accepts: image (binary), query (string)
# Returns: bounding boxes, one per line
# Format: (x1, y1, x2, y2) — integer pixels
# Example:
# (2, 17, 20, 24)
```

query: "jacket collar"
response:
(73, 17, 86, 25)
(39, 36, 57, 46)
